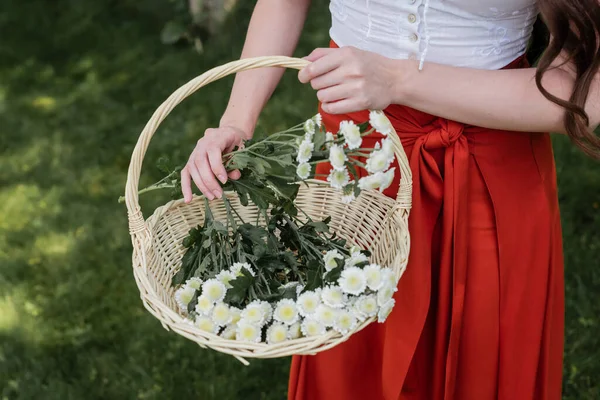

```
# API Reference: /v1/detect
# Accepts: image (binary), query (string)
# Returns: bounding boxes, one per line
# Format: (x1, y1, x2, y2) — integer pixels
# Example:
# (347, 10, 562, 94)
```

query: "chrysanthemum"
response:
(339, 266, 368, 296)
(366, 149, 393, 174)
(329, 144, 347, 171)
(341, 192, 356, 204)
(185, 277, 203, 290)
(315, 304, 337, 327)
(261, 301, 273, 321)
(323, 249, 344, 272)
(297, 290, 321, 316)
(314, 113, 322, 128)
(241, 301, 268, 326)
(300, 317, 326, 337)
(358, 174, 382, 191)
(349, 245, 361, 256)
(364, 264, 384, 290)
(321, 285, 347, 308)
(378, 167, 396, 192)
(344, 252, 369, 268)
(236, 320, 262, 343)
(211, 302, 233, 326)
(288, 321, 302, 339)
(195, 295, 214, 315)
(202, 279, 227, 303)
(220, 324, 237, 340)
(355, 294, 378, 318)
(381, 137, 395, 158)
(339, 120, 362, 150)
(380, 267, 397, 286)
(216, 270, 236, 288)
(195, 316, 218, 334)
(297, 139, 314, 163)
(229, 307, 242, 324)
(266, 323, 289, 344)
(296, 162, 311, 180)
(231, 262, 254, 277)
(304, 118, 316, 137)
(377, 282, 398, 307)
(324, 131, 335, 150)
(175, 285, 196, 312)
(377, 298, 395, 323)
(273, 299, 299, 325)
(333, 309, 358, 335)
(327, 168, 350, 189)
(369, 110, 394, 136)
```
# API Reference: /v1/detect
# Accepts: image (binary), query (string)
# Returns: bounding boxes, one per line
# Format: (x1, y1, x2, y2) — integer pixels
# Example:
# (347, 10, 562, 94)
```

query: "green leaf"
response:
(223, 269, 255, 306)
(302, 260, 323, 292)
(324, 264, 343, 283)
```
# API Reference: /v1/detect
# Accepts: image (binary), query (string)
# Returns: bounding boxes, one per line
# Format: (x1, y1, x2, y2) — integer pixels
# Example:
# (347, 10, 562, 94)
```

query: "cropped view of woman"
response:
(180, 1, 600, 399)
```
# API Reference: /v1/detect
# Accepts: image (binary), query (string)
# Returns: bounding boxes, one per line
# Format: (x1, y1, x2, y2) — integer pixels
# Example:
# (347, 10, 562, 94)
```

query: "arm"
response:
(219, 0, 312, 139)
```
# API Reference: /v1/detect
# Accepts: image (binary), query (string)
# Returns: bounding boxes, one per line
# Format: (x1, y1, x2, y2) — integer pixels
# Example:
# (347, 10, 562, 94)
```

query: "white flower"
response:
(273, 299, 299, 325)
(354, 295, 378, 318)
(325, 131, 335, 149)
(297, 290, 321, 316)
(297, 139, 314, 163)
(321, 285, 347, 308)
(220, 324, 237, 340)
(301, 317, 326, 337)
(377, 298, 395, 323)
(333, 309, 357, 335)
(339, 120, 362, 150)
(349, 245, 361, 256)
(369, 110, 394, 136)
(378, 167, 395, 192)
(327, 168, 350, 189)
(304, 118, 316, 137)
(241, 301, 268, 326)
(296, 162, 311, 180)
(267, 323, 289, 344)
(358, 174, 382, 191)
(315, 304, 337, 327)
(231, 262, 254, 277)
(364, 264, 384, 290)
(366, 149, 393, 174)
(381, 267, 397, 286)
(341, 192, 356, 204)
(202, 279, 227, 303)
(261, 301, 273, 321)
(377, 282, 397, 307)
(344, 252, 369, 268)
(314, 113, 323, 128)
(175, 286, 196, 312)
(329, 144, 347, 171)
(296, 284, 305, 296)
(195, 316, 218, 334)
(216, 270, 236, 289)
(288, 322, 302, 339)
(236, 320, 262, 343)
(211, 302, 233, 326)
(195, 295, 215, 315)
(229, 307, 242, 324)
(185, 277, 203, 290)
(339, 267, 368, 296)
(323, 249, 344, 272)
(381, 137, 395, 158)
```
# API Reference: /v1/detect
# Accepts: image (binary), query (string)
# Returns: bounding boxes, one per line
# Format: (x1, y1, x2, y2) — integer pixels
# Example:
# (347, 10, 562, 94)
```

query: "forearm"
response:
(397, 60, 600, 134)
(219, 0, 311, 138)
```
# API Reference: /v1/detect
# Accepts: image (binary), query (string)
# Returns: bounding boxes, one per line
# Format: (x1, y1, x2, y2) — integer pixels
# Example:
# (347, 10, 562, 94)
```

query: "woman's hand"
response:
(298, 46, 404, 114)
(181, 126, 245, 203)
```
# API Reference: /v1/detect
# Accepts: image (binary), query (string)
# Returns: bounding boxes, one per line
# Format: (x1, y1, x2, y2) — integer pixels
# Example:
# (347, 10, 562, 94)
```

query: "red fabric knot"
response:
(422, 119, 465, 150)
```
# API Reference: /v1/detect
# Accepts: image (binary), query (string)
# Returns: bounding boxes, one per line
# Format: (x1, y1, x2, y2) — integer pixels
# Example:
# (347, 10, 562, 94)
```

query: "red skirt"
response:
(287, 47, 564, 400)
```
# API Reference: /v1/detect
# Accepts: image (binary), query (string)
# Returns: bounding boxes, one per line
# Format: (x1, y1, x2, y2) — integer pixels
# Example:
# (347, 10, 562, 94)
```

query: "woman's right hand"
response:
(181, 125, 246, 203)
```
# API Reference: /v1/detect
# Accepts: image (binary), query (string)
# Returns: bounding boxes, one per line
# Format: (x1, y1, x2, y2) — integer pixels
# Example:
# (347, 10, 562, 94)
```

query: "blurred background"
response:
(0, 0, 598, 399)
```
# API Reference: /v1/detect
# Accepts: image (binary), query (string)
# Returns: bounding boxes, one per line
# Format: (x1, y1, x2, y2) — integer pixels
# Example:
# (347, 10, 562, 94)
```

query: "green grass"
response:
(0, 1, 598, 399)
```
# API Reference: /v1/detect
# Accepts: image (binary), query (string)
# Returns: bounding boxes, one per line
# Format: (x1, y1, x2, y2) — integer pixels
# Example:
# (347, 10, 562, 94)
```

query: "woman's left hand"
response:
(298, 46, 404, 114)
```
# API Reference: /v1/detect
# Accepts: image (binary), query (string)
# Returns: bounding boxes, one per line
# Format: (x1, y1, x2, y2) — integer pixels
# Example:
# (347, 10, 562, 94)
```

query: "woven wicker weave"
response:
(124, 56, 412, 364)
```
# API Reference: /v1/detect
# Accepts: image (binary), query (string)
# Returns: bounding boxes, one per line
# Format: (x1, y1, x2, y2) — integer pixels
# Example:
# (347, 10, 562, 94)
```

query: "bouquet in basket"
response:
(130, 110, 399, 344)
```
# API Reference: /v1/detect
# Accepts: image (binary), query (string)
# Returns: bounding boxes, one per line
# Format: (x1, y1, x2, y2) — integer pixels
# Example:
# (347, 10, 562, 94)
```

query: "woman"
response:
(180, 0, 600, 399)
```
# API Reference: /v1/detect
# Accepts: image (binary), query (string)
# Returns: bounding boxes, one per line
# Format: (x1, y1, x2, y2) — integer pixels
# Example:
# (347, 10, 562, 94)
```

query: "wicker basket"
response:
(124, 56, 412, 364)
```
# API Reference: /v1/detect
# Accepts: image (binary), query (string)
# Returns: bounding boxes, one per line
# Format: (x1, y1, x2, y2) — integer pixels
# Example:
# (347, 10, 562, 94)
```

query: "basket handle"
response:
(124, 56, 412, 236)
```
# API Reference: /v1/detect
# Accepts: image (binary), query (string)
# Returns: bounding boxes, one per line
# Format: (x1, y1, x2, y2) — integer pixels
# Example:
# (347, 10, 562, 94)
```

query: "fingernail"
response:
(218, 174, 227, 183)
(213, 190, 222, 198)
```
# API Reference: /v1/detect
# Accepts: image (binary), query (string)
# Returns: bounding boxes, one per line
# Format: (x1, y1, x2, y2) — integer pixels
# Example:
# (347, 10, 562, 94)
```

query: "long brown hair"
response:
(534, 0, 600, 159)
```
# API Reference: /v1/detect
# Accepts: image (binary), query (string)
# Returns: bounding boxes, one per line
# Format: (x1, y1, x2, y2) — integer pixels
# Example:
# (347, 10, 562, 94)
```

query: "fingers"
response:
(309, 69, 345, 90)
(181, 166, 193, 203)
(207, 147, 228, 184)
(316, 84, 353, 104)
(188, 161, 214, 200)
(321, 98, 365, 115)
(303, 47, 336, 62)
(196, 155, 222, 199)
(299, 49, 342, 83)
(228, 169, 241, 180)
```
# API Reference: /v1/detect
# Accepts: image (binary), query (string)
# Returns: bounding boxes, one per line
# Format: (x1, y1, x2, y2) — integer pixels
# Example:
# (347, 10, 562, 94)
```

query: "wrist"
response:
(219, 114, 256, 140)
(390, 58, 421, 106)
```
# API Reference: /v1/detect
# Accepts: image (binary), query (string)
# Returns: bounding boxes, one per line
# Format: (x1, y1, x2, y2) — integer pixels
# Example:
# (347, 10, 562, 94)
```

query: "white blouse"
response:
(329, 0, 539, 70)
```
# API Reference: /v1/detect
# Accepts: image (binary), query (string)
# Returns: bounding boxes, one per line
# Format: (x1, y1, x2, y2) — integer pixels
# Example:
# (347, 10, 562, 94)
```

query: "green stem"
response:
(118, 182, 175, 203)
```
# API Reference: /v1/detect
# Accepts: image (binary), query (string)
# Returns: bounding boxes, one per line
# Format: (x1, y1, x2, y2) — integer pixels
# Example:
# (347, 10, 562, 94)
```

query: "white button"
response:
(408, 14, 417, 23)
(409, 33, 419, 42)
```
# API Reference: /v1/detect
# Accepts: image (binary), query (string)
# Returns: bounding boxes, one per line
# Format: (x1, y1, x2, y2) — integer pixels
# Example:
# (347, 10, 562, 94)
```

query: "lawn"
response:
(0, 1, 598, 399)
